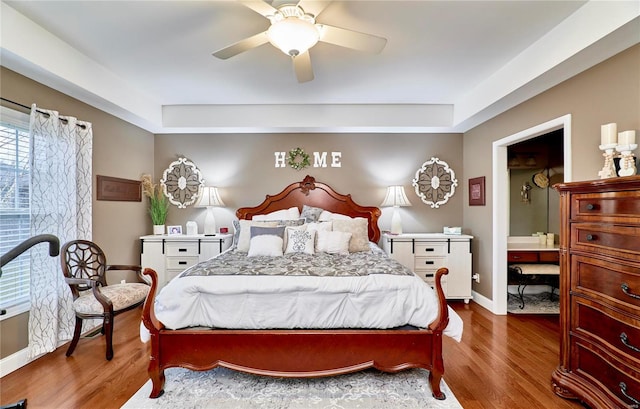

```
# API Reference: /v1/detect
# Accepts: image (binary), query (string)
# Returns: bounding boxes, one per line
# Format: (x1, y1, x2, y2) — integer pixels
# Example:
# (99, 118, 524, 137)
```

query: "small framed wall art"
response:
(468, 176, 486, 206)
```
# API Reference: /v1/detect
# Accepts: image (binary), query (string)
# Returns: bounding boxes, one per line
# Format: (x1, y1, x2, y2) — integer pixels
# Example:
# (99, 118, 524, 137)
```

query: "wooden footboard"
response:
(141, 267, 451, 400)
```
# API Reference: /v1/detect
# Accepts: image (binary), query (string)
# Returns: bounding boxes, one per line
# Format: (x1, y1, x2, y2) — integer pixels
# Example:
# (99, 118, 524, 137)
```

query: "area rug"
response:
(122, 367, 463, 409)
(507, 291, 559, 314)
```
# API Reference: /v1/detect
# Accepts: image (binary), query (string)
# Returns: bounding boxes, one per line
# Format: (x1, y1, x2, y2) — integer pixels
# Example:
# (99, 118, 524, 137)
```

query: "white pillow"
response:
(247, 235, 284, 257)
(252, 206, 300, 221)
(318, 210, 352, 221)
(332, 217, 370, 252)
(305, 221, 332, 233)
(235, 220, 278, 252)
(285, 227, 316, 255)
(316, 230, 352, 255)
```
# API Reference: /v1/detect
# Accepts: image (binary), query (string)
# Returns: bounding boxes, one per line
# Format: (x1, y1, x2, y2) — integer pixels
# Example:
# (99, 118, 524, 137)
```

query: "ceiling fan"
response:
(212, 0, 387, 83)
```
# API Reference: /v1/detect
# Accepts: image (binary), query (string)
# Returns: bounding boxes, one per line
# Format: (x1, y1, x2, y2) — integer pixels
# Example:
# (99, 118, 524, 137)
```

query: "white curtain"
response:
(28, 104, 93, 359)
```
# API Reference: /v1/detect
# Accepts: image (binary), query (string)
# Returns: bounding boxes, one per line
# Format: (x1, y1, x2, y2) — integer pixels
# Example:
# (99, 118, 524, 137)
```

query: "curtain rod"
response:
(0, 97, 87, 129)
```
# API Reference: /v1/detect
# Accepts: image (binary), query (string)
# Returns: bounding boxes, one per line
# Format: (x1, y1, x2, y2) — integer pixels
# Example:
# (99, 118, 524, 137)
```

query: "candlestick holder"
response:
(598, 143, 618, 179)
(615, 144, 638, 177)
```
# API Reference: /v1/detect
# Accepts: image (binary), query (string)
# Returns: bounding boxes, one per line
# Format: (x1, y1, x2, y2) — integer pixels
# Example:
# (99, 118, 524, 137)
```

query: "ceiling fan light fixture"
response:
(267, 17, 320, 57)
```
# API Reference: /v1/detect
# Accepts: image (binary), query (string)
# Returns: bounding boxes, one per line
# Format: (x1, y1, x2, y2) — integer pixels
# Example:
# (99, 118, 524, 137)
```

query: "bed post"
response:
(142, 268, 166, 398)
(428, 267, 449, 400)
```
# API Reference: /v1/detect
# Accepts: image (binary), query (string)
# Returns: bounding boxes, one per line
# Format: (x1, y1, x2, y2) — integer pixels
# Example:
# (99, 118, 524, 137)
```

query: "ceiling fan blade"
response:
(296, 0, 332, 18)
(238, 1, 278, 18)
(293, 51, 314, 83)
(319, 24, 387, 54)
(212, 31, 269, 59)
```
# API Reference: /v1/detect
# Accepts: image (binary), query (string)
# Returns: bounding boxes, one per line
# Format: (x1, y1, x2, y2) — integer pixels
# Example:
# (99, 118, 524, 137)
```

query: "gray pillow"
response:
(301, 205, 324, 223)
(250, 225, 286, 239)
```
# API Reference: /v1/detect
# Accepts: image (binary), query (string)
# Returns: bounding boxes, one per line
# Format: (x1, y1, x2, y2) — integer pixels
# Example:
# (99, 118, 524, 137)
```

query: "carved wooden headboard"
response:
(236, 175, 382, 243)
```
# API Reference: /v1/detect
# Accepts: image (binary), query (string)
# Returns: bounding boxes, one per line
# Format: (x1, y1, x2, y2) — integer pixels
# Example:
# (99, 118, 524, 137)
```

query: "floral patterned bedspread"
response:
(181, 246, 413, 278)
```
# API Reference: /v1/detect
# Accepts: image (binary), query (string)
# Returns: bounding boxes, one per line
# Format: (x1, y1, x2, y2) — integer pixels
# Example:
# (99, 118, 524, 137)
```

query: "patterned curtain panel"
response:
(28, 105, 93, 359)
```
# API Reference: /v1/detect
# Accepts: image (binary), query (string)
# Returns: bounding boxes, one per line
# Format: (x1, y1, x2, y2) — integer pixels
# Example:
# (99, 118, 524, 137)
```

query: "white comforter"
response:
(145, 248, 463, 342)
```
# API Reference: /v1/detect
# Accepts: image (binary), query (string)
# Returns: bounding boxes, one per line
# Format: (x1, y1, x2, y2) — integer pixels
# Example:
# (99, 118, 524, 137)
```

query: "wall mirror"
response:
(412, 157, 458, 208)
(161, 157, 204, 208)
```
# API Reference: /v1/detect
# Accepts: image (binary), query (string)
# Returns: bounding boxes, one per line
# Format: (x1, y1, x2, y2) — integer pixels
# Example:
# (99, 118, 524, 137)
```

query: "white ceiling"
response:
(1, 1, 639, 134)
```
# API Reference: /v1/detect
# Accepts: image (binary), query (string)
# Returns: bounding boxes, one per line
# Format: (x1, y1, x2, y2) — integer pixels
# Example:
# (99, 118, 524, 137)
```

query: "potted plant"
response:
(141, 174, 169, 234)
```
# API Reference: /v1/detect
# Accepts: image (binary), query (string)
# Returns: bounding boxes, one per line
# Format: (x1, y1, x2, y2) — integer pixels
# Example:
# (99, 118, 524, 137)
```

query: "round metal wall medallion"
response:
(412, 157, 458, 208)
(161, 157, 204, 208)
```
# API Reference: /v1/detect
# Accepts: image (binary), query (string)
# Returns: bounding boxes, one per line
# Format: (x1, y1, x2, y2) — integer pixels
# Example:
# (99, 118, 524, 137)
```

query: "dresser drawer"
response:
(571, 190, 640, 222)
(572, 223, 640, 260)
(573, 255, 640, 311)
(508, 251, 539, 263)
(166, 256, 199, 270)
(165, 242, 199, 257)
(575, 301, 640, 363)
(573, 341, 640, 407)
(414, 242, 448, 256)
(414, 270, 447, 292)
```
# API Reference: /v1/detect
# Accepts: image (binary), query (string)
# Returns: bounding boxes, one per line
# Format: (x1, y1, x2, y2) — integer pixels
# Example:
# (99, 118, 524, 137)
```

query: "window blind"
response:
(0, 106, 31, 313)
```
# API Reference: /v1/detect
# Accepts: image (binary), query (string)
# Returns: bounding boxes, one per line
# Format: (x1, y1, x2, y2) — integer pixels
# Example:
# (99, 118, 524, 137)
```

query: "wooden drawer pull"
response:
(619, 382, 640, 407)
(621, 332, 640, 353)
(622, 283, 640, 300)
(585, 234, 597, 241)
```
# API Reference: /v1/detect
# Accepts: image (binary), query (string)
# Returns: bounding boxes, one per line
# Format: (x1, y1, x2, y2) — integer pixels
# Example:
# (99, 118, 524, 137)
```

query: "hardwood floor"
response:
(0, 302, 586, 409)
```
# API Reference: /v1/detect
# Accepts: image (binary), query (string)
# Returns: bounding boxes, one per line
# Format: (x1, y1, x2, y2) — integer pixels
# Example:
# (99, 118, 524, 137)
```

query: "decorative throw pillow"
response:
(247, 235, 284, 257)
(316, 230, 352, 255)
(285, 227, 315, 255)
(234, 220, 278, 252)
(253, 207, 301, 221)
(318, 210, 352, 221)
(332, 218, 370, 252)
(301, 205, 324, 223)
(250, 225, 286, 239)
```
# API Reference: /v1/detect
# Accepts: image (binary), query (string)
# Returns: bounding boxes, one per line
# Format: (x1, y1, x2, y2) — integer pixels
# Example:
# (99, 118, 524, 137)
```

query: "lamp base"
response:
(390, 208, 403, 235)
(203, 207, 217, 236)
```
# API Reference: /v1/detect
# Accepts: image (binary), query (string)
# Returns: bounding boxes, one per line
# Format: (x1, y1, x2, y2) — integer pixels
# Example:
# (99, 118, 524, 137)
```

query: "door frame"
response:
(491, 114, 572, 314)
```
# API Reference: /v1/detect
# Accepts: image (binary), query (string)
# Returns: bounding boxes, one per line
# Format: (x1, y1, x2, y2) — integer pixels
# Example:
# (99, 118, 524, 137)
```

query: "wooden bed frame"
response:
(141, 175, 451, 399)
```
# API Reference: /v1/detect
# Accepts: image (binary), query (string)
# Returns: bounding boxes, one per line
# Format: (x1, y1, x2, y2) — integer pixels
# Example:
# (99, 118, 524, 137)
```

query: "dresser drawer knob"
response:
(424, 248, 435, 252)
(621, 283, 640, 300)
(586, 234, 597, 241)
(424, 261, 435, 265)
(620, 332, 640, 353)
(586, 203, 596, 210)
(619, 382, 640, 407)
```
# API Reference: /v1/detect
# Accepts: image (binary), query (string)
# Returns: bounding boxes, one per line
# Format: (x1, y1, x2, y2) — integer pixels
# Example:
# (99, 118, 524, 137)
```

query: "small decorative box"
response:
(443, 226, 462, 235)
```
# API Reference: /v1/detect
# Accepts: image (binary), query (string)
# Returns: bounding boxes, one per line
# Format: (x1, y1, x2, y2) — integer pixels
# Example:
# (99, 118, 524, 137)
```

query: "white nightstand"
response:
(140, 234, 233, 287)
(382, 233, 473, 303)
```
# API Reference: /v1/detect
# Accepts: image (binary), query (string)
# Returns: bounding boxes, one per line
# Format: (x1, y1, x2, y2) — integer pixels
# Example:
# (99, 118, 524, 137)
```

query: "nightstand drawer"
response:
(166, 242, 199, 257)
(508, 251, 539, 263)
(414, 255, 447, 271)
(166, 256, 199, 270)
(414, 242, 447, 256)
(415, 270, 447, 292)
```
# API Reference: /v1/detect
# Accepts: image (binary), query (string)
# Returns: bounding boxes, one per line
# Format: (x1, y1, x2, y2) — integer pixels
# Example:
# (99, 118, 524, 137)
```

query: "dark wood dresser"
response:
(552, 176, 640, 408)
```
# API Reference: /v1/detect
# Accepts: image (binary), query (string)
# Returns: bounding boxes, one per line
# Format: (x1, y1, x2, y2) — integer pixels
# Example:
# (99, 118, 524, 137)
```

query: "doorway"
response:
(491, 115, 572, 314)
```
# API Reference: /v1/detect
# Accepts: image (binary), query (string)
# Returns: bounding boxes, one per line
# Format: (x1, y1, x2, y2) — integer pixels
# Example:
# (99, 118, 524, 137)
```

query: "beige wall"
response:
(0, 67, 155, 358)
(463, 44, 640, 299)
(154, 132, 465, 237)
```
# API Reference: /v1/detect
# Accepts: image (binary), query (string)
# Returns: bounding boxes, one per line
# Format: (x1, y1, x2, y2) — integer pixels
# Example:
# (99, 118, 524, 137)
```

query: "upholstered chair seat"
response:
(73, 283, 149, 315)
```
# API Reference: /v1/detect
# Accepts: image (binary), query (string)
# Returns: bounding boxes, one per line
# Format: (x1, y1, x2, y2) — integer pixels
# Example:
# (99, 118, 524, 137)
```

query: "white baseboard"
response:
(471, 290, 498, 314)
(0, 347, 30, 378)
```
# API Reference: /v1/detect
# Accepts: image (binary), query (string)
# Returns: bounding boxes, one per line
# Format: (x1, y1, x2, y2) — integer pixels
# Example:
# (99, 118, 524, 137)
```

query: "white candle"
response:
(601, 123, 617, 145)
(618, 130, 636, 146)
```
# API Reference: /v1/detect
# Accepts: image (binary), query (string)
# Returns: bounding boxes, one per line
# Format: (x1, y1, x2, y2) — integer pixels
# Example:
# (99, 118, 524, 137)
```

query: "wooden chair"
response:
(61, 240, 150, 360)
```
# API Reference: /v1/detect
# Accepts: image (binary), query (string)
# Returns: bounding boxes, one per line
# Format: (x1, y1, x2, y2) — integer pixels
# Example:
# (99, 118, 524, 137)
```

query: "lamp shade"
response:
(380, 186, 412, 208)
(195, 186, 225, 208)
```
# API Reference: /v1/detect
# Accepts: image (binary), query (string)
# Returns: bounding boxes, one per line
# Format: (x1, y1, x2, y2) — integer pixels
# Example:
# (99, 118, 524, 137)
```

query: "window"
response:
(0, 106, 31, 317)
